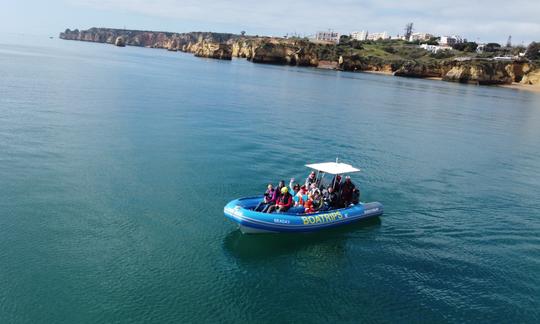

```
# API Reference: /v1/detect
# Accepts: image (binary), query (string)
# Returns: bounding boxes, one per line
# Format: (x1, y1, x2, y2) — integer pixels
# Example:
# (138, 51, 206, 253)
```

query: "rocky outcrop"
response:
(191, 41, 232, 60)
(394, 61, 444, 78)
(520, 68, 540, 85)
(60, 28, 237, 59)
(114, 36, 125, 47)
(338, 55, 400, 73)
(233, 39, 319, 66)
(391, 60, 531, 85)
(442, 61, 530, 85)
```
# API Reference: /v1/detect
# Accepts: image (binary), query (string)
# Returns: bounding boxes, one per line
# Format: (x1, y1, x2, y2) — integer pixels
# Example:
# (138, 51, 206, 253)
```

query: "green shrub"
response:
(382, 46, 396, 53)
(452, 42, 478, 52)
(525, 42, 540, 60)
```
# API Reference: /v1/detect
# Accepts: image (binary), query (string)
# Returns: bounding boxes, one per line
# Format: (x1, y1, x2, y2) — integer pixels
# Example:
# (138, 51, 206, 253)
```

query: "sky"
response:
(1, 0, 539, 44)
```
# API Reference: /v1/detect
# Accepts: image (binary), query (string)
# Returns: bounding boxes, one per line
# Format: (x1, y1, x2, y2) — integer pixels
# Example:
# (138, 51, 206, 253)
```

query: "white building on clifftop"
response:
(439, 35, 463, 46)
(366, 32, 390, 40)
(315, 30, 340, 43)
(351, 31, 368, 41)
(409, 32, 433, 42)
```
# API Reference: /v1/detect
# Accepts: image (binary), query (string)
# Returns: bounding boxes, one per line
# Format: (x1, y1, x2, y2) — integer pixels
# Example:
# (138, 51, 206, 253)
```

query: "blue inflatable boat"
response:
(223, 161, 384, 234)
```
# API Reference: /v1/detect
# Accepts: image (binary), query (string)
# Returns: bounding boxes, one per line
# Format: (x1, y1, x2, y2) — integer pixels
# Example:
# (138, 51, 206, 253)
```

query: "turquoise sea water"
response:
(1, 35, 540, 323)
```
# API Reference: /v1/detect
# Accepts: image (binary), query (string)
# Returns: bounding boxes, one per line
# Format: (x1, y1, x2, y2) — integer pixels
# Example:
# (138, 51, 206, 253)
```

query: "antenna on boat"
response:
(332, 157, 339, 189)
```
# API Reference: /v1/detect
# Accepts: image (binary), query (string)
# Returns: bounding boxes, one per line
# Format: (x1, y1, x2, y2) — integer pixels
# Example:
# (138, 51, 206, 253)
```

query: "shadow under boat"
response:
(222, 216, 381, 261)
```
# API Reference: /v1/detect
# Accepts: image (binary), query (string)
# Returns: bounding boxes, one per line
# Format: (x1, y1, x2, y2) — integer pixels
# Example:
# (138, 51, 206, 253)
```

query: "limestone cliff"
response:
(60, 27, 538, 87)
(60, 28, 236, 59)
(190, 41, 232, 60)
(231, 38, 318, 66)
(339, 54, 400, 73)
(520, 68, 540, 85)
(442, 61, 530, 85)
(394, 61, 445, 78)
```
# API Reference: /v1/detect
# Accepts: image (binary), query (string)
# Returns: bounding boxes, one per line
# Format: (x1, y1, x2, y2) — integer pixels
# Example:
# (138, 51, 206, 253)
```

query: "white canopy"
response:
(305, 162, 360, 175)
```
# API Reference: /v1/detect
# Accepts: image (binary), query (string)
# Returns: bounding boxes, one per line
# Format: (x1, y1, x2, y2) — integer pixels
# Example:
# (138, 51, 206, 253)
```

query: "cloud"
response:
(66, 0, 540, 43)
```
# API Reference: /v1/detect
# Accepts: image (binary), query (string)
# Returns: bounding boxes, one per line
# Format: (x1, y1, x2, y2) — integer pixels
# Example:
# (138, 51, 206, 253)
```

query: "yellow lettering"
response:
(302, 213, 345, 225)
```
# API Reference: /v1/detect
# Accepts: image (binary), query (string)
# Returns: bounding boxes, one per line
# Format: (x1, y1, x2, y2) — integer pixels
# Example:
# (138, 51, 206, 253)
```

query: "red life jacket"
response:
(277, 193, 292, 207)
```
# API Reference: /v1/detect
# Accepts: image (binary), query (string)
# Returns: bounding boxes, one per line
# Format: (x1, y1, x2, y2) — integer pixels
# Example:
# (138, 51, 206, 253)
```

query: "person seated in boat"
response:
(289, 178, 301, 195)
(276, 180, 286, 194)
(267, 187, 293, 213)
(304, 199, 316, 214)
(289, 182, 303, 207)
(351, 188, 361, 205)
(308, 183, 319, 197)
(294, 185, 308, 207)
(323, 186, 340, 210)
(305, 171, 317, 188)
(332, 174, 342, 192)
(340, 176, 356, 206)
(306, 189, 324, 212)
(255, 184, 275, 212)
(259, 180, 285, 213)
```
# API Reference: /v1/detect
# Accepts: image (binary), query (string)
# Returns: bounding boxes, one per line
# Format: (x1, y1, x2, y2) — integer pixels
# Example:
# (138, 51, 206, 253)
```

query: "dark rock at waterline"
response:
(114, 36, 126, 47)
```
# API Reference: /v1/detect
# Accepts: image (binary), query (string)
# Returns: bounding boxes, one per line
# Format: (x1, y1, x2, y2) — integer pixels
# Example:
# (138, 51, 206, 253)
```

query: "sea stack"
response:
(115, 36, 126, 47)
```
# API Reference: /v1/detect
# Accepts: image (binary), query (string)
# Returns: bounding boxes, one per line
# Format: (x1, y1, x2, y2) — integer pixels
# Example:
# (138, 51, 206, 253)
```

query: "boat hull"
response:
(224, 196, 383, 234)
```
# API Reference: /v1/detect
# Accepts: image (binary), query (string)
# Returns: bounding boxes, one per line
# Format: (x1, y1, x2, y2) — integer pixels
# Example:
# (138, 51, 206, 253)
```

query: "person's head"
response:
(345, 175, 351, 182)
(328, 186, 334, 193)
(267, 184, 273, 190)
(336, 175, 342, 181)
(278, 180, 285, 188)
(309, 171, 315, 178)
(293, 183, 300, 191)
(313, 189, 321, 197)
(281, 187, 288, 194)
(310, 183, 316, 189)
(300, 185, 307, 193)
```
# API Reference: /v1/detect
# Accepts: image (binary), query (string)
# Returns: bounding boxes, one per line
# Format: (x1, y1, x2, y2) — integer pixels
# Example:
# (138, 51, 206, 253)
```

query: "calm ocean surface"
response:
(1, 34, 539, 323)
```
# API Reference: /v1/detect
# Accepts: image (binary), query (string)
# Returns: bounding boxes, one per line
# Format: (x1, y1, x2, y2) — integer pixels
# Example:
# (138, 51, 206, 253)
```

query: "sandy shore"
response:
(361, 70, 393, 76)
(499, 82, 540, 93)
(317, 67, 540, 93)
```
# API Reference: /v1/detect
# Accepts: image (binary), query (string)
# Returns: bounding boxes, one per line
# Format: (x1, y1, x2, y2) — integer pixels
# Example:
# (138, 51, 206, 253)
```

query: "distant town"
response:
(300, 23, 527, 59)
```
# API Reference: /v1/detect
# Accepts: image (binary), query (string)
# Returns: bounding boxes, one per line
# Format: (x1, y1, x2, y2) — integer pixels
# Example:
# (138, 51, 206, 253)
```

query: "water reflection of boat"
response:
(223, 217, 381, 260)
(224, 161, 384, 234)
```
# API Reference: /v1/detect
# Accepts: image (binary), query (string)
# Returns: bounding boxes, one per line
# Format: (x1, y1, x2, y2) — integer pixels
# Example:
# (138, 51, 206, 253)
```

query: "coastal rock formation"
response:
(442, 61, 529, 85)
(393, 61, 443, 78)
(60, 27, 538, 87)
(114, 36, 125, 47)
(520, 68, 540, 85)
(251, 42, 292, 64)
(338, 55, 399, 73)
(191, 41, 232, 60)
(235, 39, 319, 66)
(232, 39, 256, 59)
(60, 28, 237, 60)
(392, 60, 531, 85)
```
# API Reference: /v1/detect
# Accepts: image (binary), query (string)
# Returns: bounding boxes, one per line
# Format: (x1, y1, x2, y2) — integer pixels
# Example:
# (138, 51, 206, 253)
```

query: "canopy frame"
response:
(305, 160, 360, 175)
(305, 159, 361, 190)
